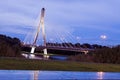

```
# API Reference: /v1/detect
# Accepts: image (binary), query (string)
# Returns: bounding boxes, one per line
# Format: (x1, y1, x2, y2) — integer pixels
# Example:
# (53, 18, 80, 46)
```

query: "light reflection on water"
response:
(0, 70, 120, 80)
(33, 71, 39, 80)
(97, 71, 104, 79)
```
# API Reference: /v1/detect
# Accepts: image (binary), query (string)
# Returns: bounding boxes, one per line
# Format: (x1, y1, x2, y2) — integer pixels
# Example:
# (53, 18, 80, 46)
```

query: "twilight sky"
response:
(0, 0, 120, 45)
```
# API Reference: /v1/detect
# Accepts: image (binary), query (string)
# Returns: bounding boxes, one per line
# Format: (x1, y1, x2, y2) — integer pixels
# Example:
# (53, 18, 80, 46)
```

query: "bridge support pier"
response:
(83, 51, 89, 55)
(30, 46, 36, 54)
(27, 46, 36, 59)
(43, 48, 49, 59)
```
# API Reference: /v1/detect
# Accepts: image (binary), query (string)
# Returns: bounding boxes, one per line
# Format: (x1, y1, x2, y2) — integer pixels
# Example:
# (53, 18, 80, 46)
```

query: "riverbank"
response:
(0, 58, 119, 72)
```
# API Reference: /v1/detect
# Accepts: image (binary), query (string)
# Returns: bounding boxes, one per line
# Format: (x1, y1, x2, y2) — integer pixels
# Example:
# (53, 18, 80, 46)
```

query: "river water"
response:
(0, 70, 119, 80)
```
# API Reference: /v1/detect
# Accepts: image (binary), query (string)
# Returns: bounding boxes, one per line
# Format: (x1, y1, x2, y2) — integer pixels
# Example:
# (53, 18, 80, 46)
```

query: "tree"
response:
(75, 43, 81, 48)
(0, 34, 21, 57)
(81, 43, 91, 48)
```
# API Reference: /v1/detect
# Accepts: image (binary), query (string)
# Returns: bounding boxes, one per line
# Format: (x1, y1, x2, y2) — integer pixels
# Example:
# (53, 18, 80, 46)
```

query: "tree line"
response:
(92, 46, 120, 64)
(68, 46, 120, 64)
(0, 34, 21, 57)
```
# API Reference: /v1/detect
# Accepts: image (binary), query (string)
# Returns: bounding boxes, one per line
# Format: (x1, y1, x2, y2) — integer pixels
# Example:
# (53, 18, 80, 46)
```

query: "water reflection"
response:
(97, 71, 104, 80)
(32, 71, 39, 80)
(0, 70, 119, 80)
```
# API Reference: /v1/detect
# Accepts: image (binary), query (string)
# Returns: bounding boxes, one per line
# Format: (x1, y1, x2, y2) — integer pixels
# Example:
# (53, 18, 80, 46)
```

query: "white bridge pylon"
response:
(30, 8, 48, 58)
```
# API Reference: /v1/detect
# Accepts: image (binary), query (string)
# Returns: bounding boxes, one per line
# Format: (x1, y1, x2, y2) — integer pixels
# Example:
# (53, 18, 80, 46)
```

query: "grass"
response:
(0, 58, 120, 72)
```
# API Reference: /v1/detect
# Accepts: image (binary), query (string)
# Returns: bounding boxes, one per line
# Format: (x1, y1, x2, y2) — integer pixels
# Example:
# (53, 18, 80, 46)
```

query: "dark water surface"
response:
(0, 70, 120, 80)
(50, 55, 67, 60)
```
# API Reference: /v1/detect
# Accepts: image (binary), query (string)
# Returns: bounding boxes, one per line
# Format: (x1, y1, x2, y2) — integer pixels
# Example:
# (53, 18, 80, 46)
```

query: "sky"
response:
(0, 0, 120, 46)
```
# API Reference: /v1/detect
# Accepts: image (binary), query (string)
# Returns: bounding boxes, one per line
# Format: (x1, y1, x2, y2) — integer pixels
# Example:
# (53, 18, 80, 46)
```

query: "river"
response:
(0, 70, 119, 80)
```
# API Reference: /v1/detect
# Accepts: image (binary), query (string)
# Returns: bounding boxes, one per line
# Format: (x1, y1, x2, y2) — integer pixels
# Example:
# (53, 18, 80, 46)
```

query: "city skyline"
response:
(0, 0, 120, 45)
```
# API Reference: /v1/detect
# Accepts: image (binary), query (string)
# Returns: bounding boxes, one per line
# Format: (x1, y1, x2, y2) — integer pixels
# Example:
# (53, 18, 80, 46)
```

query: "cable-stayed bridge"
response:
(23, 8, 94, 58)
(23, 44, 93, 54)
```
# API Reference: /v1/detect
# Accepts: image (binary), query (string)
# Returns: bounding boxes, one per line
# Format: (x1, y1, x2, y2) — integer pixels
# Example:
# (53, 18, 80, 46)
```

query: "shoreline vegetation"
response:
(0, 58, 120, 72)
(0, 34, 120, 72)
